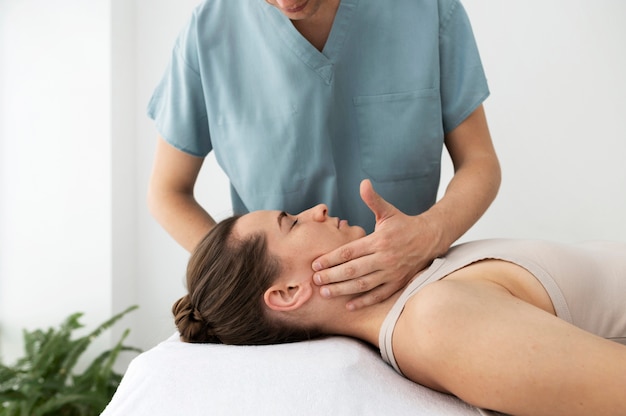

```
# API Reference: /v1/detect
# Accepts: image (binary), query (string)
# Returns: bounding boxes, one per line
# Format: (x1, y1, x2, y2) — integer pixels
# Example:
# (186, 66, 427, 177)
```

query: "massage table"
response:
(102, 333, 498, 415)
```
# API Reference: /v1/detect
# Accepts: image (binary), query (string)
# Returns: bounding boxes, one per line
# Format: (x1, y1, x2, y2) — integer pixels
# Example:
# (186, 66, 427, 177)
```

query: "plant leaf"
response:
(0, 306, 140, 416)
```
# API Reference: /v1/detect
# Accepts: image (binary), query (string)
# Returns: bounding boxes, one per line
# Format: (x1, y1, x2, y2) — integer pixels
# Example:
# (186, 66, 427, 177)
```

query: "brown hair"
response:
(172, 215, 320, 345)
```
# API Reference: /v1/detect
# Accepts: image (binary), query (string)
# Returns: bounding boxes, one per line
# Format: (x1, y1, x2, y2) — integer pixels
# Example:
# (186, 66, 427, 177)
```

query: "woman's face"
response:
(233, 204, 366, 275)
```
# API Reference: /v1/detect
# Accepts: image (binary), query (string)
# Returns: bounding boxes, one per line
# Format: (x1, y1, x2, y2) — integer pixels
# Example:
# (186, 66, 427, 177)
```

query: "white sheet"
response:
(101, 333, 485, 416)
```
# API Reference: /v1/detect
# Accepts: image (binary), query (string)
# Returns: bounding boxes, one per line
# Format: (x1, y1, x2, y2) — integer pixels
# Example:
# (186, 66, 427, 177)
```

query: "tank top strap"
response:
(378, 258, 446, 374)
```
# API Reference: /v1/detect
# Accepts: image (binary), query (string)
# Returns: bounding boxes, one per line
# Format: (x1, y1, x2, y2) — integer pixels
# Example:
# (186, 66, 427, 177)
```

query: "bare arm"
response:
(311, 104, 501, 309)
(147, 136, 216, 252)
(421, 103, 501, 256)
(396, 275, 626, 415)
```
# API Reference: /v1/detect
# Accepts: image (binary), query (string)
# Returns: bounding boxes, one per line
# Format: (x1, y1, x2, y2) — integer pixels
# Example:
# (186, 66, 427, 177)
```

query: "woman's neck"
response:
(316, 289, 405, 347)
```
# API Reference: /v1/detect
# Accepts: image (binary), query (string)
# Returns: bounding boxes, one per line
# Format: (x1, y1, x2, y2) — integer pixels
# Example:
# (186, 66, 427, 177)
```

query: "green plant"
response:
(0, 305, 141, 416)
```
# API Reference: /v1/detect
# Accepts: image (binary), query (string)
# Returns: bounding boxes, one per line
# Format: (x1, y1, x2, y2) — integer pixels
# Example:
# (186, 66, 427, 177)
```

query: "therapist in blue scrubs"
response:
(147, 0, 501, 310)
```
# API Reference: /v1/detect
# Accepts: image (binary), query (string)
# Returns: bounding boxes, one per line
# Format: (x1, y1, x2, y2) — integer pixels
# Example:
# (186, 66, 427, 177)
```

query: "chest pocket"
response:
(353, 88, 444, 182)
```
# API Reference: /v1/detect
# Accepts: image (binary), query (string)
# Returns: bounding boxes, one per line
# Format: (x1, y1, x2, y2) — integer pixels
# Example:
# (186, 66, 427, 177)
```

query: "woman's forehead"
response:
(235, 211, 280, 234)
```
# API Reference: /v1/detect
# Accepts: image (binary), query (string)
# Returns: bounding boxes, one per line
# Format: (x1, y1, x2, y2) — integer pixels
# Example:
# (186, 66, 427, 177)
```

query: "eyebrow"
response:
(277, 211, 287, 229)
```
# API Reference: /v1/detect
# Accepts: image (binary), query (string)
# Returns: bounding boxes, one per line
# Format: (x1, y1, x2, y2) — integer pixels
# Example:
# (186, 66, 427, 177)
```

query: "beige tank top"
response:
(378, 238, 626, 374)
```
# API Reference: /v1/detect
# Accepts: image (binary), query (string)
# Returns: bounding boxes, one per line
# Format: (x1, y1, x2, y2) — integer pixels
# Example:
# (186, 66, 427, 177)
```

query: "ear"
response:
(264, 279, 313, 312)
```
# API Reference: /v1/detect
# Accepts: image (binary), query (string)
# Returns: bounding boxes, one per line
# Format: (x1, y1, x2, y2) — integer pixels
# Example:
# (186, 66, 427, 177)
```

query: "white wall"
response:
(0, 0, 115, 362)
(457, 0, 626, 243)
(132, 0, 231, 348)
(110, 0, 139, 355)
(1, 0, 625, 364)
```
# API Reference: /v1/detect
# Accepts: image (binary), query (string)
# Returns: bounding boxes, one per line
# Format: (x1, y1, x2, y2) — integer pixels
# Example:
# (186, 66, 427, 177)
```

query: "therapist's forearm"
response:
(421, 155, 501, 256)
(147, 189, 216, 253)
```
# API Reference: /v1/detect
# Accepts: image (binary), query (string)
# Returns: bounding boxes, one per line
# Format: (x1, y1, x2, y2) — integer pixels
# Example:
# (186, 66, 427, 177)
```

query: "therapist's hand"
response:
(311, 179, 445, 310)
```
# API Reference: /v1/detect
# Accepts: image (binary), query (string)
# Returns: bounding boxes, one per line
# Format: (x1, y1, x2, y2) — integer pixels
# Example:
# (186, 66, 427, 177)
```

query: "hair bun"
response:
(191, 307, 204, 323)
(172, 295, 221, 343)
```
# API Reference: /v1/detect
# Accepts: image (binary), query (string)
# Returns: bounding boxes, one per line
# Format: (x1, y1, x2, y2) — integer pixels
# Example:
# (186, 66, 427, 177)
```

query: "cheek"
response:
(290, 234, 334, 264)
(277, 242, 318, 273)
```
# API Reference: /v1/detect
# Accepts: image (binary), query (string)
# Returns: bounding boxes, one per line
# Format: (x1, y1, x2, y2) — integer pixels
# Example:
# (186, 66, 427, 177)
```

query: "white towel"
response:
(101, 333, 485, 416)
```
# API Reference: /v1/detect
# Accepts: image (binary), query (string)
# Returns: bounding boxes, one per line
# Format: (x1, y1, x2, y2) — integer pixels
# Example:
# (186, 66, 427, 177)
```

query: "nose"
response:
(309, 204, 328, 222)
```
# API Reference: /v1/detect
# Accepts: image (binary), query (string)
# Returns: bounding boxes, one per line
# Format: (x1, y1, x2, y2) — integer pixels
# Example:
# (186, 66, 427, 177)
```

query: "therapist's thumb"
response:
(360, 179, 397, 224)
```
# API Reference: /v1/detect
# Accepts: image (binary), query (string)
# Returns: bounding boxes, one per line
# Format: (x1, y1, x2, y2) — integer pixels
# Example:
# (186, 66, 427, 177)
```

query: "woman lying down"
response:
(172, 182, 626, 416)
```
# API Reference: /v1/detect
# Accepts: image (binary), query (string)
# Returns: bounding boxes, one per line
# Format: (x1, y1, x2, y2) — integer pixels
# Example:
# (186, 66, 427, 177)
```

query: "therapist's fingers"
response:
(313, 252, 378, 288)
(312, 235, 376, 277)
(313, 236, 378, 284)
(360, 179, 398, 225)
(317, 270, 406, 311)
(316, 266, 380, 299)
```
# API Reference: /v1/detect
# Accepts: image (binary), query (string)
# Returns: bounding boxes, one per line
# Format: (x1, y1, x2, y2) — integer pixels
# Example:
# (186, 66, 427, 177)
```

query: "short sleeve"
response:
(147, 11, 212, 157)
(438, 0, 489, 133)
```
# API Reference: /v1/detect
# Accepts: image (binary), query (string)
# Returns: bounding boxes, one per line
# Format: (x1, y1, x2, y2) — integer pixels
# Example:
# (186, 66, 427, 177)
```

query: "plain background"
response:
(1, 0, 625, 368)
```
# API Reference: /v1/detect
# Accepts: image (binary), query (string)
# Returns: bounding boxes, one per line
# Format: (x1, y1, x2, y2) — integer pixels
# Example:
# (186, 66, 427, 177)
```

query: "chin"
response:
(352, 226, 366, 239)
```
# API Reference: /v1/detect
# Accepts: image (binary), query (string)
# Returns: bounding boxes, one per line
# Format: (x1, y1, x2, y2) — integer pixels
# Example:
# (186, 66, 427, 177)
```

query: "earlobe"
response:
(264, 281, 313, 312)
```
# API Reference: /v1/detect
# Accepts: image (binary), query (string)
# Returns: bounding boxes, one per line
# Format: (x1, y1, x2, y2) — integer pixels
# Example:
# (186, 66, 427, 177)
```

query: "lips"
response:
(283, 0, 308, 13)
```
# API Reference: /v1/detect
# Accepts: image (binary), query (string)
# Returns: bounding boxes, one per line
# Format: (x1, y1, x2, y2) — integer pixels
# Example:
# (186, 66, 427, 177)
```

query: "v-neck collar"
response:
(261, 0, 359, 85)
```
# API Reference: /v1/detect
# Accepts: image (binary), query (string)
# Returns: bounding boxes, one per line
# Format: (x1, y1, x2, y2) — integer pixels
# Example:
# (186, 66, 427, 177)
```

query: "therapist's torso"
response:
(147, 0, 489, 232)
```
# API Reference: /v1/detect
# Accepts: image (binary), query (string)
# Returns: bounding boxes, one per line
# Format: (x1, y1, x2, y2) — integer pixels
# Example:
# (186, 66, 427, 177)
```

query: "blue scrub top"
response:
(148, 0, 489, 233)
